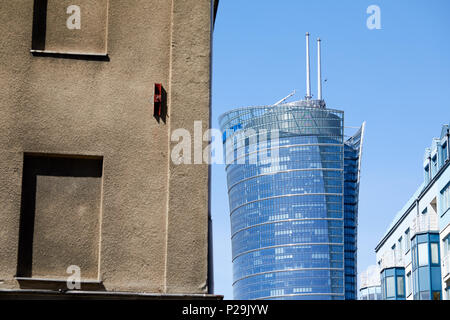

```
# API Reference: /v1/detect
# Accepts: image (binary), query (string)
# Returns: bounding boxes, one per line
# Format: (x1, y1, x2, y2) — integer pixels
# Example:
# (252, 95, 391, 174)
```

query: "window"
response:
(442, 184, 450, 214)
(418, 243, 428, 266)
(398, 237, 403, 260)
(406, 272, 412, 296)
(17, 155, 103, 280)
(386, 276, 395, 298)
(392, 244, 396, 264)
(444, 236, 450, 256)
(376, 286, 381, 300)
(430, 243, 439, 264)
(424, 165, 430, 181)
(270, 289, 284, 296)
(31, 0, 109, 56)
(420, 291, 429, 300)
(443, 141, 448, 162)
(405, 229, 411, 252)
(397, 276, 405, 296)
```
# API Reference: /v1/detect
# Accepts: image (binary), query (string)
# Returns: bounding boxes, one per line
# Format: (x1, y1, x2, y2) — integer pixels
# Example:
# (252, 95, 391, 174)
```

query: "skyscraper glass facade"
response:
(219, 100, 364, 300)
(343, 128, 364, 299)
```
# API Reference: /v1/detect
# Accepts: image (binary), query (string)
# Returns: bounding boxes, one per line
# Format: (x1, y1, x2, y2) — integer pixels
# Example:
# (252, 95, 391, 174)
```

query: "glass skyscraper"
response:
(219, 100, 365, 300)
(343, 126, 365, 299)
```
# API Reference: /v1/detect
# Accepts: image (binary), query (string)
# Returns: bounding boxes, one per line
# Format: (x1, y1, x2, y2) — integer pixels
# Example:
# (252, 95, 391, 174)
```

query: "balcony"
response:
(380, 252, 402, 271)
(411, 214, 439, 237)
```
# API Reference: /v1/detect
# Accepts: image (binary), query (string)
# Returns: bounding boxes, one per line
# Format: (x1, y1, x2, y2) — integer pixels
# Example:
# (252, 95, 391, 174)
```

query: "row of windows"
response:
(385, 276, 405, 298)
(381, 268, 405, 300)
(229, 167, 343, 192)
(233, 269, 344, 300)
(227, 166, 343, 189)
(226, 149, 344, 167)
(223, 129, 343, 154)
(227, 163, 343, 189)
(424, 139, 448, 183)
(225, 138, 343, 183)
(233, 245, 344, 281)
(225, 141, 344, 166)
(230, 195, 343, 234)
(411, 234, 441, 270)
(232, 221, 344, 258)
(410, 234, 442, 300)
(224, 123, 343, 147)
(220, 103, 343, 125)
(228, 171, 343, 210)
(359, 286, 382, 300)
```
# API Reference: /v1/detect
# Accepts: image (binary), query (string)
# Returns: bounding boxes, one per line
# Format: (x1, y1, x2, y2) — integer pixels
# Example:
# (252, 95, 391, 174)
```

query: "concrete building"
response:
(375, 124, 450, 300)
(219, 34, 365, 300)
(0, 0, 219, 299)
(358, 265, 381, 300)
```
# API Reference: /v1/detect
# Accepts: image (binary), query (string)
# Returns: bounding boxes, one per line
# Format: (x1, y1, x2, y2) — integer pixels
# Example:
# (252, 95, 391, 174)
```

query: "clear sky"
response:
(211, 0, 450, 299)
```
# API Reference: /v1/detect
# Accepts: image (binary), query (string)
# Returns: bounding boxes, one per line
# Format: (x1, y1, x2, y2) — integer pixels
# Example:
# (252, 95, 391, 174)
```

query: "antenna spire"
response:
(317, 38, 322, 100)
(305, 32, 312, 100)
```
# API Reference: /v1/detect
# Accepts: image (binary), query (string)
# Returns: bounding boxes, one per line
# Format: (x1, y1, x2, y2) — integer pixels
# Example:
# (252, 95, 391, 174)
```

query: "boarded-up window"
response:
(32, 0, 108, 55)
(17, 154, 103, 280)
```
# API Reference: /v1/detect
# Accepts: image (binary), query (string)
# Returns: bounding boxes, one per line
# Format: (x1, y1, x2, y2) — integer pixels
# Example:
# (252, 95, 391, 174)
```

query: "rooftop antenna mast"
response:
(305, 32, 312, 100)
(317, 38, 322, 100)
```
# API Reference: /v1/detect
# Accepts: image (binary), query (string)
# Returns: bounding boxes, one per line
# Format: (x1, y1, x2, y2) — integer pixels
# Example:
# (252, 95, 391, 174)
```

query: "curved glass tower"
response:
(219, 100, 364, 300)
(343, 124, 365, 299)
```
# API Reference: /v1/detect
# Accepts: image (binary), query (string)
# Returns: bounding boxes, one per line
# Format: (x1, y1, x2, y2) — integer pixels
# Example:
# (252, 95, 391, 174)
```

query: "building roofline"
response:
(359, 284, 381, 290)
(375, 159, 450, 252)
(218, 100, 344, 125)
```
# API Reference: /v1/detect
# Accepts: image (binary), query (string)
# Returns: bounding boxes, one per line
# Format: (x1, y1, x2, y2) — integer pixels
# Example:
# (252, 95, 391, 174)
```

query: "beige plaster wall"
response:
(0, 0, 213, 295)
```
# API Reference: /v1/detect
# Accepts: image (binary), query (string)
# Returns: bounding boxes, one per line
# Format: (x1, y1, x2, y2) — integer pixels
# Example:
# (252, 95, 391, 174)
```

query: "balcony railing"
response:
(380, 213, 439, 272)
(411, 214, 439, 236)
(380, 252, 400, 270)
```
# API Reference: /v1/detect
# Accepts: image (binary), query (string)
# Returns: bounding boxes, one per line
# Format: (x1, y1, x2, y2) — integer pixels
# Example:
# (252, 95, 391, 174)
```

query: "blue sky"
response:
(211, 0, 450, 299)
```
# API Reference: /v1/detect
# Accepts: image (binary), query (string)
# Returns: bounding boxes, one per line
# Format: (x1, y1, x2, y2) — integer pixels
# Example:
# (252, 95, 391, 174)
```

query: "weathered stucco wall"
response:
(0, 0, 214, 296)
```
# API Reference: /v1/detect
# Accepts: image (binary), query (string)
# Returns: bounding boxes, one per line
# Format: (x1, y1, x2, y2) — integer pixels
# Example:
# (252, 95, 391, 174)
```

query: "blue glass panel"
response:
(431, 267, 442, 291)
(417, 234, 428, 243)
(418, 267, 430, 291)
(430, 234, 440, 242)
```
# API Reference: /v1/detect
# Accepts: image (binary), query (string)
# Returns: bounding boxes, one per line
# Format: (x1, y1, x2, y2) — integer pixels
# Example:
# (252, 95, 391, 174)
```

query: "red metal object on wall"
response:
(154, 83, 162, 117)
